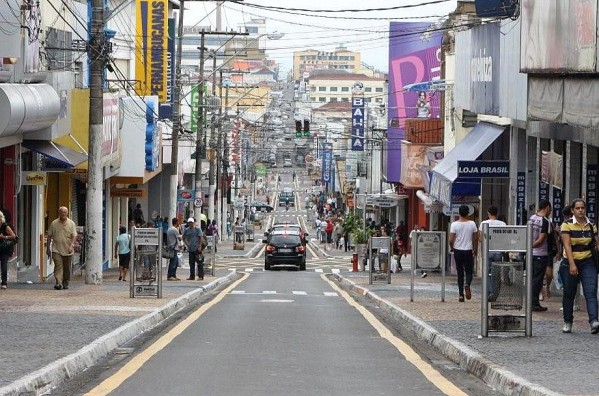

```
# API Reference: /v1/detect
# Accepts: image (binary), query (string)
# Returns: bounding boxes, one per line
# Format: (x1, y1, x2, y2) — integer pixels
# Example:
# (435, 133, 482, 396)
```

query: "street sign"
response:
(133, 228, 160, 245)
(193, 198, 203, 208)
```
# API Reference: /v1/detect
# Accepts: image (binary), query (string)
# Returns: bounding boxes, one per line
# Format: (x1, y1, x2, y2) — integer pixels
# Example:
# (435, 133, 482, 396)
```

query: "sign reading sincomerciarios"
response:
(136, 0, 167, 103)
(457, 160, 509, 178)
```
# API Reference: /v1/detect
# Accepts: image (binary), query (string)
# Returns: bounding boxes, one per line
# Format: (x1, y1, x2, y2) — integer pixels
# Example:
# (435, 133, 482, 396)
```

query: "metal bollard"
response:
(351, 253, 359, 272)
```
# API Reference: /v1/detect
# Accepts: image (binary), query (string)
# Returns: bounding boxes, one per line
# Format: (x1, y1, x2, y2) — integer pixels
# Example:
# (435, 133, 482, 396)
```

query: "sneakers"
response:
(420, 272, 428, 278)
(532, 305, 548, 312)
(591, 321, 599, 334)
(167, 276, 181, 281)
(562, 322, 572, 333)
(465, 285, 472, 300)
(186, 277, 195, 280)
(1, 284, 6, 290)
(458, 296, 465, 302)
(54, 284, 62, 290)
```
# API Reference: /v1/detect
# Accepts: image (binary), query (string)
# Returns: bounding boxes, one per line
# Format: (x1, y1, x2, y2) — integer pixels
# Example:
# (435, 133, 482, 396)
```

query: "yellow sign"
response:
(22, 171, 47, 185)
(135, 0, 167, 102)
(111, 189, 146, 198)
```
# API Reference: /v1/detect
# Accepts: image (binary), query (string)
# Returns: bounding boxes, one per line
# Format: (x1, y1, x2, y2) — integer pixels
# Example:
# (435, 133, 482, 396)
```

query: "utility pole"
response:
(85, 0, 105, 284)
(208, 52, 218, 225)
(194, 31, 206, 223)
(170, 0, 186, 221)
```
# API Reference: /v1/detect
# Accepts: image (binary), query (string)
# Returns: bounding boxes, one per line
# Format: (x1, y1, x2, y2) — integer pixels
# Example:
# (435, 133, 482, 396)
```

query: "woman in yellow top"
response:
(559, 199, 599, 334)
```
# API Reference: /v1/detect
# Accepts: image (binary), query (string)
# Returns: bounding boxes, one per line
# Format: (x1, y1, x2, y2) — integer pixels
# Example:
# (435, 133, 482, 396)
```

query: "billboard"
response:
(136, 0, 168, 102)
(521, 0, 597, 72)
(387, 22, 442, 182)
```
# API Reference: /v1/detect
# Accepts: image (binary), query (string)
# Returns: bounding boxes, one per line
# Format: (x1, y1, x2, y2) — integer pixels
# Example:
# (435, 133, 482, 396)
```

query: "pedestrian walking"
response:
(559, 199, 599, 334)
(479, 206, 506, 301)
(449, 205, 478, 302)
(183, 218, 204, 281)
(528, 200, 552, 312)
(114, 226, 131, 282)
(46, 206, 77, 290)
(133, 203, 144, 226)
(166, 218, 181, 281)
(0, 211, 16, 289)
(207, 219, 218, 253)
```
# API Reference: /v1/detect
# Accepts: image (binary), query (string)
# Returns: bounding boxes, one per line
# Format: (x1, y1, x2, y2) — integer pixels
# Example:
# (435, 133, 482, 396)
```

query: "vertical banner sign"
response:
(539, 181, 549, 203)
(136, 0, 168, 103)
(159, 17, 175, 118)
(587, 164, 598, 223)
(321, 143, 333, 187)
(516, 172, 526, 225)
(190, 86, 199, 131)
(552, 187, 562, 225)
(351, 96, 365, 151)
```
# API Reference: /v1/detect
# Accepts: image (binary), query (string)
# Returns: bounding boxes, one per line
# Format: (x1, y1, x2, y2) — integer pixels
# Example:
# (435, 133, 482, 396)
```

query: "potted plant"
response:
(351, 223, 371, 271)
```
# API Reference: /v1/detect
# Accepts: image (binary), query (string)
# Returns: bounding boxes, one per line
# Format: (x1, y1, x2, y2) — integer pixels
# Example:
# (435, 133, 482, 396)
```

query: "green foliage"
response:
(341, 213, 370, 244)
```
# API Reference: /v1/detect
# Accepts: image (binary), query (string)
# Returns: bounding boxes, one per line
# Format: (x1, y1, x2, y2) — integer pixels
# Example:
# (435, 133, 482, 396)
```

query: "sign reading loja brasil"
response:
(457, 160, 509, 178)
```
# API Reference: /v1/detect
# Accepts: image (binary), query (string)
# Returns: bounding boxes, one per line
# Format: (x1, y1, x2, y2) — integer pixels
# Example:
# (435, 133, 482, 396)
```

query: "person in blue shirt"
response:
(183, 218, 204, 281)
(114, 226, 131, 282)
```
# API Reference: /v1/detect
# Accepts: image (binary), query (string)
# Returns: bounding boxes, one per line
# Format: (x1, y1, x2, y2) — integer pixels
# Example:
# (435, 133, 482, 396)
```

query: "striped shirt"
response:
(560, 217, 595, 261)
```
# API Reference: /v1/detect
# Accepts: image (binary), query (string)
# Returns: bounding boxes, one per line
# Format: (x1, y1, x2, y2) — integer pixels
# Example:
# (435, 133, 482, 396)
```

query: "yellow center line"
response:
(85, 273, 249, 396)
(322, 274, 468, 396)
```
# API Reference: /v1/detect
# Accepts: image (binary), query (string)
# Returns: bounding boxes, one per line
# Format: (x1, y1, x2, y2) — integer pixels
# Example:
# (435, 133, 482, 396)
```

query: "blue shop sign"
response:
(457, 160, 509, 178)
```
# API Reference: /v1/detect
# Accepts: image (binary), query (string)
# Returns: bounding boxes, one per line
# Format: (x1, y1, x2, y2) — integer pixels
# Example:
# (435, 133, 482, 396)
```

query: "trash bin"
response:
(490, 261, 524, 310)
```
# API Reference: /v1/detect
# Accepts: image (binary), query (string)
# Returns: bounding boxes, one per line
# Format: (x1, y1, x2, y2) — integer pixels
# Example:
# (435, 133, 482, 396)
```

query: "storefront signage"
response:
(552, 187, 563, 225)
(21, 171, 47, 185)
(111, 188, 145, 198)
(516, 172, 526, 225)
(587, 165, 598, 223)
(366, 196, 399, 208)
(539, 181, 549, 203)
(351, 96, 365, 151)
(177, 189, 196, 203)
(457, 160, 509, 178)
(321, 144, 333, 184)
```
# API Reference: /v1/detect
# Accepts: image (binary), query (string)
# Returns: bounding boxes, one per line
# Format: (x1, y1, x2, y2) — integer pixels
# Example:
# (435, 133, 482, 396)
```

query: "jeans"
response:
(454, 249, 474, 297)
(559, 257, 598, 324)
(0, 253, 8, 286)
(532, 256, 549, 307)
(167, 254, 178, 278)
(188, 251, 204, 278)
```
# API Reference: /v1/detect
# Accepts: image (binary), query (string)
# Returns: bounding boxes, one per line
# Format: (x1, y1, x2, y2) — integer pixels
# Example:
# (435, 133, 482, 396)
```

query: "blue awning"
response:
(22, 140, 88, 169)
(429, 122, 506, 206)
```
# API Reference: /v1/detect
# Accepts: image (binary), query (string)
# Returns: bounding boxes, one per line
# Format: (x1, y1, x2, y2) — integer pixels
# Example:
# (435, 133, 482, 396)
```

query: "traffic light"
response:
(295, 120, 302, 138)
(303, 119, 310, 137)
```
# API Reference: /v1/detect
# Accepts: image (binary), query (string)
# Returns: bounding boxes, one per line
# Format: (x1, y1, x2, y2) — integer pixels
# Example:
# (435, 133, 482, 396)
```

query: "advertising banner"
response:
(321, 143, 333, 186)
(399, 141, 429, 188)
(552, 187, 563, 225)
(587, 164, 598, 223)
(102, 97, 121, 168)
(521, 0, 597, 73)
(136, 0, 168, 102)
(516, 172, 526, 225)
(159, 17, 175, 119)
(388, 22, 442, 182)
(351, 96, 365, 151)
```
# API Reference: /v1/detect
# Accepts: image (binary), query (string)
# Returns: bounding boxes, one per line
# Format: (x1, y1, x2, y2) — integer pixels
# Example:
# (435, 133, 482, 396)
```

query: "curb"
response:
(0, 271, 240, 396)
(332, 274, 563, 396)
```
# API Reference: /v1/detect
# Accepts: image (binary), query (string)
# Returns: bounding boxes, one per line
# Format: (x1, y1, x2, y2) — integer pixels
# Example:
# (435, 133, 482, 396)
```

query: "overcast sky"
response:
(184, 0, 459, 73)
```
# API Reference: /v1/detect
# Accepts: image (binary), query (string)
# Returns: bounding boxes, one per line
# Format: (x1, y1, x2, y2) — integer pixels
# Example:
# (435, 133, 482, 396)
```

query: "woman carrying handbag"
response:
(0, 211, 16, 290)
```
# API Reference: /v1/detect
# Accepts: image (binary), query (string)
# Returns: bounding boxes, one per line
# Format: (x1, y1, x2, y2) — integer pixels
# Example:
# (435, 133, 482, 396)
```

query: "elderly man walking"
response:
(46, 206, 77, 290)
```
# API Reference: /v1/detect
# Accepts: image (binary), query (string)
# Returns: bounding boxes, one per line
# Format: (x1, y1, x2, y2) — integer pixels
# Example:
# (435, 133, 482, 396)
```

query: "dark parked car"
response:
(247, 201, 274, 212)
(263, 231, 306, 271)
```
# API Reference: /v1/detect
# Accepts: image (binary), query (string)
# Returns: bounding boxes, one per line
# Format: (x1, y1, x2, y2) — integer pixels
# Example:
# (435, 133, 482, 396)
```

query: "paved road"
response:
(66, 271, 498, 396)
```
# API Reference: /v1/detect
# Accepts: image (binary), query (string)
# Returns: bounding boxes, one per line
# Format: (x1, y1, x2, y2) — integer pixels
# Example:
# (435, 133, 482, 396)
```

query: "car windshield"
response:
(270, 234, 301, 245)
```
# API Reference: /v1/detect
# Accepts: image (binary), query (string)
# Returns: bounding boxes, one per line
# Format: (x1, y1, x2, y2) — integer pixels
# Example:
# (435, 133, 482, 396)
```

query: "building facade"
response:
(293, 46, 361, 81)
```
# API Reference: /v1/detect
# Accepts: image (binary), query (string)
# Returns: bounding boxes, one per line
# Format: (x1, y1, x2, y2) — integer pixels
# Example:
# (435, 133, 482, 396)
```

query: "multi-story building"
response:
(307, 72, 386, 105)
(293, 46, 361, 81)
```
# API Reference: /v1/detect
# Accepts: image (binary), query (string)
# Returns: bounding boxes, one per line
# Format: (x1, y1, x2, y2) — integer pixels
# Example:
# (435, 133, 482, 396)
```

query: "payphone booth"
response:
(130, 227, 162, 298)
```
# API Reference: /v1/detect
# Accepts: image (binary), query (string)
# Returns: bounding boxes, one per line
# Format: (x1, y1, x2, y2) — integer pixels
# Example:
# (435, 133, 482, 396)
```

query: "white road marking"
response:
(245, 268, 254, 272)
(314, 268, 324, 273)
(230, 290, 246, 294)
(260, 299, 294, 303)
(323, 292, 338, 297)
(263, 290, 276, 294)
(292, 291, 307, 295)
(331, 268, 340, 274)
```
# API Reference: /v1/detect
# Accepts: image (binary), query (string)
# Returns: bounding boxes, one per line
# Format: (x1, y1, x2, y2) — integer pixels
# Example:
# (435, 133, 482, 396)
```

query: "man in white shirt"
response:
(479, 206, 506, 301)
(449, 205, 478, 302)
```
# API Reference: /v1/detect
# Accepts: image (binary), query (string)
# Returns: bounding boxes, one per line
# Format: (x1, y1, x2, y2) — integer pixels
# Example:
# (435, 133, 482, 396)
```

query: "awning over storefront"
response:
(429, 122, 506, 206)
(416, 190, 444, 213)
(22, 139, 88, 168)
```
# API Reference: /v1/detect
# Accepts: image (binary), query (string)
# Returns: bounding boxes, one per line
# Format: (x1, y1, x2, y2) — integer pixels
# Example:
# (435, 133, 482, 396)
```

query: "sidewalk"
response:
(1, 234, 592, 396)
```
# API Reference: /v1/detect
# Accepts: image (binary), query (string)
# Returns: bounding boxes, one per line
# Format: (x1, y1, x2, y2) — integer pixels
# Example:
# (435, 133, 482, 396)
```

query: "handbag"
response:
(589, 225, 599, 269)
(161, 240, 176, 259)
(0, 235, 18, 250)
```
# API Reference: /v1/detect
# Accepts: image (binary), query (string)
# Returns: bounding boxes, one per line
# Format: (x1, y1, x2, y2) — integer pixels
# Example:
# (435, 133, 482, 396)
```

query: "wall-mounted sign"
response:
(351, 96, 365, 151)
(111, 188, 145, 198)
(21, 171, 47, 185)
(587, 165, 598, 223)
(457, 160, 509, 178)
(516, 172, 526, 225)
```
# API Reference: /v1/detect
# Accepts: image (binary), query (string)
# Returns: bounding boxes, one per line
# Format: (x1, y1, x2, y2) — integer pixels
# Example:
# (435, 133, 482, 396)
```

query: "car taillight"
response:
(296, 245, 305, 253)
(266, 245, 275, 253)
